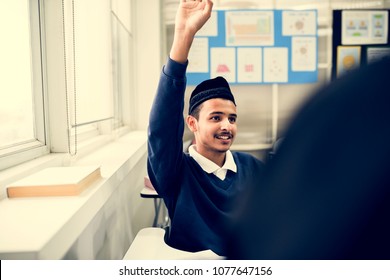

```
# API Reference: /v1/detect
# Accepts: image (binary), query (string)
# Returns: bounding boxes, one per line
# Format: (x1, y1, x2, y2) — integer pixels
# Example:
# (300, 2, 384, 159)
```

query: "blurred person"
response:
(227, 57, 390, 259)
(147, 0, 264, 256)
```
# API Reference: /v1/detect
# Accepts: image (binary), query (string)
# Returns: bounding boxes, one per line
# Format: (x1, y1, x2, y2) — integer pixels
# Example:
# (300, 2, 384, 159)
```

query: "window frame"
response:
(0, 0, 49, 171)
(61, 0, 135, 155)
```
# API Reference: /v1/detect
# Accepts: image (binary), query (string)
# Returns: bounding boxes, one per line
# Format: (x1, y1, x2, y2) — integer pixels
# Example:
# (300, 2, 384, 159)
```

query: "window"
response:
(0, 0, 48, 170)
(111, 1, 136, 131)
(61, 0, 135, 154)
(0, 0, 147, 259)
(0, 0, 135, 171)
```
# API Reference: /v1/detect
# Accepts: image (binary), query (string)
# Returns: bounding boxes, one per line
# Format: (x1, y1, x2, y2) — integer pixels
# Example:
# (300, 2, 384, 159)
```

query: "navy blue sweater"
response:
(147, 58, 264, 256)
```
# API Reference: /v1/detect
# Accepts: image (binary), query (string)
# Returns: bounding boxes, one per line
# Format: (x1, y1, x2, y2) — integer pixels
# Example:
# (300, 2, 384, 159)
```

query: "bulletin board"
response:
(331, 9, 390, 80)
(186, 9, 318, 85)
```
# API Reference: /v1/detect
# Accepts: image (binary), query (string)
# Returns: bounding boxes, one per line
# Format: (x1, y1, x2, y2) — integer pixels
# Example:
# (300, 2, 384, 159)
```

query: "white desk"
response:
(140, 186, 160, 198)
(123, 227, 223, 260)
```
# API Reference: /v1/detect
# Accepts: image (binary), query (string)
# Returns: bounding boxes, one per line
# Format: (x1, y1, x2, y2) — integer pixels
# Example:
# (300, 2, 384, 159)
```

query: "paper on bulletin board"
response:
(263, 47, 288, 82)
(366, 47, 390, 64)
(342, 10, 388, 45)
(237, 47, 263, 83)
(225, 10, 274, 46)
(337, 46, 361, 77)
(188, 38, 209, 73)
(292, 36, 317, 71)
(282, 10, 317, 36)
(210, 47, 236, 82)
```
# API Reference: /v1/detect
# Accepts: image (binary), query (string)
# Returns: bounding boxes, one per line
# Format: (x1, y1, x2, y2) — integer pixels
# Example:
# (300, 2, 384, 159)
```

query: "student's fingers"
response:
(204, 0, 213, 15)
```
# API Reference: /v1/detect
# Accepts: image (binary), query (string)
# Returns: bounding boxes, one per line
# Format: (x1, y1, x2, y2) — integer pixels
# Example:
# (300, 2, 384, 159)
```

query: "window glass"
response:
(112, 12, 135, 129)
(65, 0, 113, 127)
(0, 0, 35, 149)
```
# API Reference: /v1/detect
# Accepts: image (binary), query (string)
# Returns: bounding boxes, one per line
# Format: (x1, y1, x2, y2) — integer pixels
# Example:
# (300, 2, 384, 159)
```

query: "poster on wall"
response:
(210, 47, 236, 82)
(263, 47, 289, 83)
(282, 10, 317, 36)
(188, 38, 209, 73)
(186, 9, 318, 85)
(237, 47, 263, 83)
(225, 10, 275, 46)
(342, 10, 389, 45)
(336, 46, 361, 77)
(366, 46, 390, 64)
(292, 36, 317, 71)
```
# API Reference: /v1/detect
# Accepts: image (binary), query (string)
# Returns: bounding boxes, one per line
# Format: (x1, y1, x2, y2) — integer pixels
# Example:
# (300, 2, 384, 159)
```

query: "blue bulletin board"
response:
(187, 9, 318, 85)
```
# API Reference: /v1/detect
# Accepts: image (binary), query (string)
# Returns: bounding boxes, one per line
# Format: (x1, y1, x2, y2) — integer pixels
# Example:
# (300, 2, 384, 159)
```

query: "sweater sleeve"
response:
(147, 58, 188, 198)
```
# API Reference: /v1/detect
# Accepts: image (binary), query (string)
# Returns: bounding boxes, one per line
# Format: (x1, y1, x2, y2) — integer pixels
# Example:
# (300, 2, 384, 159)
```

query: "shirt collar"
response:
(188, 144, 237, 175)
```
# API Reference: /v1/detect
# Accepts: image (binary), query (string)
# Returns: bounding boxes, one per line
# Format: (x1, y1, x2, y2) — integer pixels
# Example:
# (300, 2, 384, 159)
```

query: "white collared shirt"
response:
(188, 144, 237, 180)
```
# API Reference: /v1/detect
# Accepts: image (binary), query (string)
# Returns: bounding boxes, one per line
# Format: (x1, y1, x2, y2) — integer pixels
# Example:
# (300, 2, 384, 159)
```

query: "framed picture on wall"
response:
(342, 10, 389, 45)
(366, 46, 390, 64)
(337, 46, 361, 77)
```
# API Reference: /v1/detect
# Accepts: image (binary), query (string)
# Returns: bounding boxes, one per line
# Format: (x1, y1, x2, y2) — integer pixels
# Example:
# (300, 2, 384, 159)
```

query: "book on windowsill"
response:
(6, 165, 101, 198)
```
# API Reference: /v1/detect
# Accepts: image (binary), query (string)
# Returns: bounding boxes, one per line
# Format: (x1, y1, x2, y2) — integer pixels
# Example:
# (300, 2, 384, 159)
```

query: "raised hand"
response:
(170, 0, 213, 63)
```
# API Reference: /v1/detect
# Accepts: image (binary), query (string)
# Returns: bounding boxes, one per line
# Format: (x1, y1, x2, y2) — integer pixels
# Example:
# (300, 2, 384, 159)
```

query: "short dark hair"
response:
(189, 103, 203, 120)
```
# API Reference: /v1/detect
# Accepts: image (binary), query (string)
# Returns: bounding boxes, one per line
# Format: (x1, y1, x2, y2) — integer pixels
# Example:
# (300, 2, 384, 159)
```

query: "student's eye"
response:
(229, 117, 237, 123)
(211, 116, 220, 121)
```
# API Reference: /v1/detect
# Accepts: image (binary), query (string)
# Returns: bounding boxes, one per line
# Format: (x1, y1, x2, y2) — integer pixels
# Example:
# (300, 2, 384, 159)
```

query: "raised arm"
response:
(147, 0, 213, 198)
(170, 0, 213, 63)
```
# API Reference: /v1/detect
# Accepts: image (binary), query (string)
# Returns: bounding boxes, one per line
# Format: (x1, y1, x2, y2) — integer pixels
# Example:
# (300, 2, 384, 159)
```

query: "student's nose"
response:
(220, 118, 232, 130)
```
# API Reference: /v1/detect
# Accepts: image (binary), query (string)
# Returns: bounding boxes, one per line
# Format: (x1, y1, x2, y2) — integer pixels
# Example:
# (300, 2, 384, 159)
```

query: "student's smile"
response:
(215, 132, 233, 143)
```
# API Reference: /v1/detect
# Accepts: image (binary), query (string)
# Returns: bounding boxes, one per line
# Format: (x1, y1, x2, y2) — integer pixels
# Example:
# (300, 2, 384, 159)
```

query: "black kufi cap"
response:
(189, 76, 236, 115)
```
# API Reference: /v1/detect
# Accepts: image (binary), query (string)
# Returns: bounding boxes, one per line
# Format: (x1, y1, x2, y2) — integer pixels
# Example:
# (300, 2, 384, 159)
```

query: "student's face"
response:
(187, 98, 237, 159)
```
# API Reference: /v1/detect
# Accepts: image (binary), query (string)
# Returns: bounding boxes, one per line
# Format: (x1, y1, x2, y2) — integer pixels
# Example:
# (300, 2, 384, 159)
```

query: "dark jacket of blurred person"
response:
(227, 58, 390, 260)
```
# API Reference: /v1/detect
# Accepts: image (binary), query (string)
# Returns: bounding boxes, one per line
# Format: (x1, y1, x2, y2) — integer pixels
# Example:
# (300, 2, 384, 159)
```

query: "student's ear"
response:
(186, 115, 198, 132)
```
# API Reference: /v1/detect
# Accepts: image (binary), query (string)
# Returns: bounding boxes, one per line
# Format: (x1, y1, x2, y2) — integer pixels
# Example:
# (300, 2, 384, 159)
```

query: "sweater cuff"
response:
(163, 57, 188, 80)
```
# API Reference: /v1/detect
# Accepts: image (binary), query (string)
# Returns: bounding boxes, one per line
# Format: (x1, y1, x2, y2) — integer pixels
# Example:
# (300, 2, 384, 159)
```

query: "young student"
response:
(147, 0, 264, 256)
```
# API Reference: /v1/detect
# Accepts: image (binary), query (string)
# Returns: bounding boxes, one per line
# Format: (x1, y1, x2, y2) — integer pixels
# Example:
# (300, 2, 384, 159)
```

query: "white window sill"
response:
(0, 130, 147, 259)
